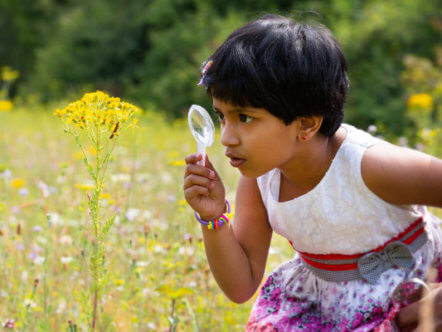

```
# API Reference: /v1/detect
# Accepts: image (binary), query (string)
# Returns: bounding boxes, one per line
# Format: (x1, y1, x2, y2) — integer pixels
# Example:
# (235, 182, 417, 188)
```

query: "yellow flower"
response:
(114, 279, 125, 286)
(0, 100, 13, 112)
(100, 193, 111, 200)
(407, 93, 433, 109)
(74, 183, 95, 191)
(128, 118, 140, 134)
(166, 151, 180, 159)
(169, 159, 185, 166)
(88, 146, 97, 156)
(1, 66, 19, 81)
(71, 150, 84, 161)
(54, 91, 139, 137)
(11, 178, 25, 189)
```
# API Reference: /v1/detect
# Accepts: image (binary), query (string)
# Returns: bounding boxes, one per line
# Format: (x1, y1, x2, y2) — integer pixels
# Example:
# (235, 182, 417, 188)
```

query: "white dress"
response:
(246, 124, 442, 331)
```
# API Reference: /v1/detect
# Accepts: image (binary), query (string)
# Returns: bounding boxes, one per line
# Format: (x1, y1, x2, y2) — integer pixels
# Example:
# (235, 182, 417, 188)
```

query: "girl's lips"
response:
(229, 157, 246, 167)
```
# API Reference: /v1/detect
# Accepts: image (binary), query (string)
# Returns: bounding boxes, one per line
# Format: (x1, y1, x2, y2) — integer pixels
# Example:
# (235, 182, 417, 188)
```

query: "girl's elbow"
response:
(225, 287, 256, 304)
(229, 294, 251, 304)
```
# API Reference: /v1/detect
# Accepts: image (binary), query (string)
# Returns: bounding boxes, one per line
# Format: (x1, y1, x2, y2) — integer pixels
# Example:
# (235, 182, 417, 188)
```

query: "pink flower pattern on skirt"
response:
(246, 225, 442, 332)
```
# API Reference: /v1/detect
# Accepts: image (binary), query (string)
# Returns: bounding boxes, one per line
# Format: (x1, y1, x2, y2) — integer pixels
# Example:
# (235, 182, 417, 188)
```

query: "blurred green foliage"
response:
(0, 0, 440, 137)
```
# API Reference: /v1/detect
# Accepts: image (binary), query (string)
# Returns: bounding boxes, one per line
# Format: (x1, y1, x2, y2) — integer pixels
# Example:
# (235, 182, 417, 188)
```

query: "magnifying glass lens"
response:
(188, 105, 215, 166)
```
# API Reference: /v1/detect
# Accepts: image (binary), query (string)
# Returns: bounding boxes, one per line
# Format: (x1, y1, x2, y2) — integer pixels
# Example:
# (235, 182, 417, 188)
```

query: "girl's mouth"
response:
(229, 157, 246, 167)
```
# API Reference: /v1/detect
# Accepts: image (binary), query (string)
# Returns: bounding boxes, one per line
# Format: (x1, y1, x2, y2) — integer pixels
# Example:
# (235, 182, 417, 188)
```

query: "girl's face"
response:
(213, 98, 300, 178)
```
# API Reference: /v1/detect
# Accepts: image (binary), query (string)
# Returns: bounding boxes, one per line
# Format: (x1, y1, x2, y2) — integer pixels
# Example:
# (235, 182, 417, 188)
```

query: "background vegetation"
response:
(0, 0, 440, 137)
(0, 0, 441, 330)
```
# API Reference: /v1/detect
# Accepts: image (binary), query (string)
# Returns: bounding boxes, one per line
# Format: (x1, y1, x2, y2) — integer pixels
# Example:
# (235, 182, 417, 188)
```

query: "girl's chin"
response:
(236, 166, 265, 179)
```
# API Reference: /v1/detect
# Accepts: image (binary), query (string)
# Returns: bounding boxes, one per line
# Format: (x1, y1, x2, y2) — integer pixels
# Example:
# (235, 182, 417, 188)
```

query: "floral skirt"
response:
(246, 218, 442, 332)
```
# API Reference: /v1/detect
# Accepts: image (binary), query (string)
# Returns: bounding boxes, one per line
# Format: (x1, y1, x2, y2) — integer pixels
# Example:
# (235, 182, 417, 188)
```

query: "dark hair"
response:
(202, 14, 349, 136)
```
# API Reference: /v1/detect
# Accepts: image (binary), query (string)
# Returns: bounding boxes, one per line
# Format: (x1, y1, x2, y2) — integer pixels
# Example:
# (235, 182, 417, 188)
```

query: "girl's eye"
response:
(239, 114, 253, 123)
(215, 112, 224, 121)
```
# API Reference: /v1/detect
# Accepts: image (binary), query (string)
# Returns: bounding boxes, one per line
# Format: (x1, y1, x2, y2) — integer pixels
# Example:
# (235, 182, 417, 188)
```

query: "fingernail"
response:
(209, 171, 215, 178)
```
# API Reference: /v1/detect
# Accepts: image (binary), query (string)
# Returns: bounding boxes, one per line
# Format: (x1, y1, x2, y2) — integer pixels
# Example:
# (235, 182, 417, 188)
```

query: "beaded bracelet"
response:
(194, 200, 232, 230)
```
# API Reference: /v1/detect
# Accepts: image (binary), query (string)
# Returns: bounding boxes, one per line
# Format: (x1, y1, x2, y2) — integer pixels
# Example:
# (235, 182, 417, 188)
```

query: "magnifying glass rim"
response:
(188, 104, 215, 146)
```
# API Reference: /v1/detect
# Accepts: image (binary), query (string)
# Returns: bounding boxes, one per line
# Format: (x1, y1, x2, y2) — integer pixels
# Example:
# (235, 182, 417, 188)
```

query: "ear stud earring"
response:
(301, 136, 307, 141)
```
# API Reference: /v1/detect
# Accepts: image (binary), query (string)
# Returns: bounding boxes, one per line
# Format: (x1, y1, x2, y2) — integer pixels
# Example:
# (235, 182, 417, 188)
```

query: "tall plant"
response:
(54, 91, 139, 330)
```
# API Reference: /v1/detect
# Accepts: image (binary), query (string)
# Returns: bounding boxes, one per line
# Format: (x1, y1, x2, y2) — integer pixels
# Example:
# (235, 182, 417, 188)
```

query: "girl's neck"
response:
(279, 127, 346, 200)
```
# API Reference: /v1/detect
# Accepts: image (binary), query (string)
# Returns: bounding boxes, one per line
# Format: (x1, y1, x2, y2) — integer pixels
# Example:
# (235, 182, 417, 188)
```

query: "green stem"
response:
(169, 298, 176, 332)
(99, 139, 117, 185)
(91, 123, 101, 331)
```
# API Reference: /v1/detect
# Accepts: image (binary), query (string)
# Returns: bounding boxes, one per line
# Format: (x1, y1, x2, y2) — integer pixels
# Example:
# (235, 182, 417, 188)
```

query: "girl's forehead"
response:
(212, 98, 264, 114)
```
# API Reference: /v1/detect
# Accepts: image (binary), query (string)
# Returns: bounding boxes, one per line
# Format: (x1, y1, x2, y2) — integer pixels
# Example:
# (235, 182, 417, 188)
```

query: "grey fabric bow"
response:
(357, 241, 413, 284)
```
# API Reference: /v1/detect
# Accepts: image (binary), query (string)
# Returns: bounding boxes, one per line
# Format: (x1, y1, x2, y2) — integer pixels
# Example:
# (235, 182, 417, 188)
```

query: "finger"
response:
(184, 163, 215, 179)
(185, 153, 203, 165)
(397, 301, 419, 327)
(184, 185, 210, 198)
(183, 174, 214, 191)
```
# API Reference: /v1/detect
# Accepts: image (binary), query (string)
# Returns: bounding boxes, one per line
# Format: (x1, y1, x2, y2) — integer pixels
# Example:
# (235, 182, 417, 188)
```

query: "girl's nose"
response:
(220, 123, 240, 147)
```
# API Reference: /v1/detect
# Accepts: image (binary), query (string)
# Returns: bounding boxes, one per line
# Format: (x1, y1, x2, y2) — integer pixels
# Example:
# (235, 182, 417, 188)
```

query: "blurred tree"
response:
(401, 48, 441, 154)
(2, 0, 440, 137)
(329, 0, 440, 136)
(0, 0, 68, 95)
(28, 0, 151, 101)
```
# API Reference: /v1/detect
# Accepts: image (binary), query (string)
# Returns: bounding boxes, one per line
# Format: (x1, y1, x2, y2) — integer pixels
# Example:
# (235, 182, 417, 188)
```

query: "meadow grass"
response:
(0, 106, 294, 331)
(0, 105, 440, 331)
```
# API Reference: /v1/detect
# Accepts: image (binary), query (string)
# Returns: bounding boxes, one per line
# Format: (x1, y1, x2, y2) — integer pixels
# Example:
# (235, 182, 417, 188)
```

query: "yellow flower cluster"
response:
(1, 66, 19, 82)
(54, 91, 139, 137)
(0, 100, 13, 112)
(407, 93, 433, 109)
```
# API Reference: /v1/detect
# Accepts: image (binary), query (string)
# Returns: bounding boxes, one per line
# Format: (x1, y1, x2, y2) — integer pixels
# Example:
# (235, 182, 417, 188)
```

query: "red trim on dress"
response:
(292, 217, 424, 271)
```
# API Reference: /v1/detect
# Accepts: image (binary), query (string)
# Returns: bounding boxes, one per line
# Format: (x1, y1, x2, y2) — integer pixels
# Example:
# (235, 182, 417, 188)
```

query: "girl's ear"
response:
(297, 116, 323, 141)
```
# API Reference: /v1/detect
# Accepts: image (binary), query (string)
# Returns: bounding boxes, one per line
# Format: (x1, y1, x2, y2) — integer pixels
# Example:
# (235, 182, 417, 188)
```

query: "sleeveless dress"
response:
(247, 124, 442, 331)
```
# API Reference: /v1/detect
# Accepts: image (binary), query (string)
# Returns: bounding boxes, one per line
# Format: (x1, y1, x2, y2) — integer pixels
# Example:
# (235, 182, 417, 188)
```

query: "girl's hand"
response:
(396, 283, 442, 331)
(183, 153, 226, 221)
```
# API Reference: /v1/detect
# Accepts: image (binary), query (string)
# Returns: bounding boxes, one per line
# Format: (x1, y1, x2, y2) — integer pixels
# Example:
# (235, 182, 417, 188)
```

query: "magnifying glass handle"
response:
(197, 141, 206, 167)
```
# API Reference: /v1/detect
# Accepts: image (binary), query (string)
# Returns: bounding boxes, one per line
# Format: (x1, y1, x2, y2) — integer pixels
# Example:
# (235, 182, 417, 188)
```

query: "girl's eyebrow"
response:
(212, 105, 258, 114)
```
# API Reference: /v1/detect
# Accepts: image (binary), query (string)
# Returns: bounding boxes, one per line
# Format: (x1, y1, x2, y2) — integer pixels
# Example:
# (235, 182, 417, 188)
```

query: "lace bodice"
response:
(257, 124, 426, 254)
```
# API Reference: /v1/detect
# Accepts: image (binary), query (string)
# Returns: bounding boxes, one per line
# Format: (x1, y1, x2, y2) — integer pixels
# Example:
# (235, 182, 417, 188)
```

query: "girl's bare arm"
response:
(361, 143, 442, 208)
(183, 154, 272, 303)
(201, 176, 272, 303)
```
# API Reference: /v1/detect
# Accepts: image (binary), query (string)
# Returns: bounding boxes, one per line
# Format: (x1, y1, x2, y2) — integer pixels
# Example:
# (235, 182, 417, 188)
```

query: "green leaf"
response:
(100, 214, 116, 238)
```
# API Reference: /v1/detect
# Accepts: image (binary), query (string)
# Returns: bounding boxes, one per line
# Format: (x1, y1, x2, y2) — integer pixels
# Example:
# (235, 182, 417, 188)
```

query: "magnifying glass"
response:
(188, 104, 215, 166)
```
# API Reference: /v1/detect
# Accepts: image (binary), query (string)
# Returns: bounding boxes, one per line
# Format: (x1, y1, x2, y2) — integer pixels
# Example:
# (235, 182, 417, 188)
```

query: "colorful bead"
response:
(194, 200, 232, 230)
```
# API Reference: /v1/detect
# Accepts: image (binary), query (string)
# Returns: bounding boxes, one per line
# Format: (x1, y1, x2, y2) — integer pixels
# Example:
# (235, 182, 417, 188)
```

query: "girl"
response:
(183, 14, 442, 331)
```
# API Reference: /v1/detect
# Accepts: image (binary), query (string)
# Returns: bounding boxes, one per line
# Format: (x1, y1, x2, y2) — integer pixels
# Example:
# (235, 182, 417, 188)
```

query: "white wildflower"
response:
(46, 212, 60, 225)
(60, 256, 73, 264)
(147, 322, 156, 330)
(136, 261, 149, 267)
(59, 235, 73, 245)
(367, 125, 377, 134)
(398, 136, 408, 147)
(24, 298, 36, 308)
(179, 246, 194, 256)
(38, 180, 50, 198)
(125, 208, 140, 222)
(33, 256, 45, 265)
(111, 173, 131, 183)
